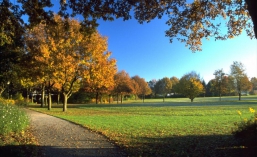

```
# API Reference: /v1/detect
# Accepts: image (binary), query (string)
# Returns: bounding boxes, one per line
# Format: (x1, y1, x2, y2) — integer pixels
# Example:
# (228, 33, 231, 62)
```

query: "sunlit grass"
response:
(30, 96, 257, 156)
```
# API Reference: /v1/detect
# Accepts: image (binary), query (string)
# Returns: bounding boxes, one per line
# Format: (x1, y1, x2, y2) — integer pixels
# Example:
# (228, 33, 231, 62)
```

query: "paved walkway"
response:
(25, 109, 126, 157)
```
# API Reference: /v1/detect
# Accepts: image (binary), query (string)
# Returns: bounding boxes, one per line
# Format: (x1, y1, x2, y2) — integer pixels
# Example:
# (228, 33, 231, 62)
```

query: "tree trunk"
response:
(143, 94, 145, 103)
(57, 92, 60, 105)
(48, 91, 52, 110)
(41, 84, 45, 107)
(63, 93, 68, 112)
(120, 94, 123, 104)
(117, 93, 119, 104)
(163, 95, 165, 102)
(191, 98, 194, 102)
(239, 92, 241, 101)
(109, 94, 111, 104)
(96, 92, 99, 104)
(26, 87, 29, 100)
(245, 0, 257, 38)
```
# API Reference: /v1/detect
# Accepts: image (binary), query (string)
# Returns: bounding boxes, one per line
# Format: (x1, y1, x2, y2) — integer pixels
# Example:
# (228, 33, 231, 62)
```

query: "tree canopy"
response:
(1, 0, 256, 51)
(24, 15, 115, 111)
(178, 71, 204, 102)
(230, 61, 252, 100)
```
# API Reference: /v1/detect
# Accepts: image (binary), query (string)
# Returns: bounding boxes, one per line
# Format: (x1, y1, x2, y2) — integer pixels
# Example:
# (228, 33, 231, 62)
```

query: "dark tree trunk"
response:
(191, 98, 194, 102)
(245, 0, 257, 38)
(239, 92, 241, 101)
(96, 92, 99, 104)
(41, 84, 45, 108)
(120, 94, 123, 104)
(57, 92, 60, 105)
(48, 91, 52, 110)
(26, 87, 29, 100)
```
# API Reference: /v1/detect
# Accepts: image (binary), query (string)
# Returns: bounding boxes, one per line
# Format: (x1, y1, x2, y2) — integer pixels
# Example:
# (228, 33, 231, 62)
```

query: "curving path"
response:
(25, 109, 127, 157)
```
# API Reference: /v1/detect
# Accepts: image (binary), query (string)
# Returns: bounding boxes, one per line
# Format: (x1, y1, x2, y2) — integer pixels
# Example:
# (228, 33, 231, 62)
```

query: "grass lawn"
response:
(30, 96, 257, 157)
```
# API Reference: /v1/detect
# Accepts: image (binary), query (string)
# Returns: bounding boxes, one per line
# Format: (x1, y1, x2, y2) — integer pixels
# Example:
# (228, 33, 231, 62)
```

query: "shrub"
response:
(0, 102, 29, 135)
(232, 107, 257, 147)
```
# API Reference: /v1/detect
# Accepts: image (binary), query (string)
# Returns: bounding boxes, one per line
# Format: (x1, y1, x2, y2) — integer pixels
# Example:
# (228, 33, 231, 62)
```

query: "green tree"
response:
(148, 79, 157, 98)
(213, 69, 227, 101)
(178, 71, 203, 102)
(155, 77, 172, 102)
(170, 76, 179, 96)
(230, 61, 252, 100)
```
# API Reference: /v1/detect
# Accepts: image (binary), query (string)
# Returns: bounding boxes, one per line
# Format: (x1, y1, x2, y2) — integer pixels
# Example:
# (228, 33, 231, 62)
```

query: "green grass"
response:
(0, 98, 41, 157)
(0, 102, 29, 136)
(30, 96, 257, 156)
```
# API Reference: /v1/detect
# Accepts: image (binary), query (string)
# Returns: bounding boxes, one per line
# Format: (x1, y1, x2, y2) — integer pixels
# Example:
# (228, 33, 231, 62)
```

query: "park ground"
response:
(28, 96, 257, 157)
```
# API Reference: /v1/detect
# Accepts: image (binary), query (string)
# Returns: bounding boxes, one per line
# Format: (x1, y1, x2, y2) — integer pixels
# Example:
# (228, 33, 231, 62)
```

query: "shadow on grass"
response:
(1, 135, 256, 157)
(126, 134, 257, 157)
(0, 145, 126, 157)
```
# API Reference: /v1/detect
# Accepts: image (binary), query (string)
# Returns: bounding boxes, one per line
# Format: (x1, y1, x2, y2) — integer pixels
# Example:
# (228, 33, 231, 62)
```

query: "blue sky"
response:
(97, 17, 257, 83)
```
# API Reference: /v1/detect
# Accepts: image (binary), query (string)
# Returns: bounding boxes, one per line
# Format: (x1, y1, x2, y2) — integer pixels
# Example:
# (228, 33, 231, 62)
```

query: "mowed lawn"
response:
(30, 96, 257, 157)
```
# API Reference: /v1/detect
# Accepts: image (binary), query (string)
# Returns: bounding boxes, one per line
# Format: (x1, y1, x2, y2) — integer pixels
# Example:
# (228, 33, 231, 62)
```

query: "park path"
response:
(25, 109, 127, 157)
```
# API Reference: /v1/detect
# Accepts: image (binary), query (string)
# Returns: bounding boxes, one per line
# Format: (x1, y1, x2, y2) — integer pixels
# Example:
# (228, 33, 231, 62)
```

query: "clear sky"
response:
(97, 17, 257, 83)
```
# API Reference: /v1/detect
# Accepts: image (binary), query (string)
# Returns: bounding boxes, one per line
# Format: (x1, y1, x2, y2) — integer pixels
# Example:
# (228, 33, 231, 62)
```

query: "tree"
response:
(25, 15, 112, 111)
(155, 77, 172, 102)
(82, 51, 117, 104)
(213, 69, 227, 101)
(170, 76, 179, 96)
(148, 79, 157, 97)
(230, 61, 252, 100)
(250, 77, 257, 95)
(178, 71, 203, 102)
(113, 71, 133, 104)
(131, 75, 151, 102)
(201, 80, 207, 97)
(2, 0, 256, 52)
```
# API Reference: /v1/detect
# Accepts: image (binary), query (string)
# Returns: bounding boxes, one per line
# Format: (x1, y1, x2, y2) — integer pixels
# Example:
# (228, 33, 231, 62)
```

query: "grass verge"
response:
(0, 98, 41, 157)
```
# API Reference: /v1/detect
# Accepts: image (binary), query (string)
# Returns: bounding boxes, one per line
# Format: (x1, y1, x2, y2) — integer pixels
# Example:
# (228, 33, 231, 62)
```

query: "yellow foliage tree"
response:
(25, 15, 115, 111)
(178, 72, 204, 102)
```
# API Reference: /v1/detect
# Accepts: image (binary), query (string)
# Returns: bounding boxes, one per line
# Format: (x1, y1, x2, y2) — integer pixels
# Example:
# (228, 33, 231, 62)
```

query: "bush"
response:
(232, 107, 257, 147)
(0, 102, 29, 135)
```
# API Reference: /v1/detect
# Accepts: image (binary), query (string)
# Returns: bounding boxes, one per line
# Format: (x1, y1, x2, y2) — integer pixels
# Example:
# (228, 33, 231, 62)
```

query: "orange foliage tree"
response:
(25, 15, 115, 111)
(113, 71, 133, 104)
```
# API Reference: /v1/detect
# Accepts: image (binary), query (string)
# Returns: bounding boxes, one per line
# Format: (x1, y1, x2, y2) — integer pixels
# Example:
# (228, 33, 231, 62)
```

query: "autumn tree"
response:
(230, 61, 252, 100)
(82, 48, 117, 104)
(155, 77, 172, 102)
(213, 69, 227, 101)
(170, 76, 179, 96)
(178, 71, 203, 102)
(131, 75, 151, 102)
(250, 77, 257, 95)
(113, 71, 133, 104)
(2, 0, 257, 53)
(25, 15, 113, 111)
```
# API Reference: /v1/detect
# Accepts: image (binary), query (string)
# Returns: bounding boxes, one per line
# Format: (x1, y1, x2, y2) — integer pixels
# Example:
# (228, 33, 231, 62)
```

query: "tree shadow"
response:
(1, 135, 256, 157)
(0, 145, 126, 157)
(126, 134, 257, 157)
